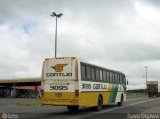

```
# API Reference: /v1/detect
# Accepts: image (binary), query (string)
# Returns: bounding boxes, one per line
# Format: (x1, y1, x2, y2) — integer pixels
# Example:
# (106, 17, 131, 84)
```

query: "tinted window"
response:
(106, 72, 110, 82)
(120, 74, 123, 83)
(91, 67, 95, 80)
(118, 74, 121, 83)
(115, 73, 117, 83)
(109, 72, 112, 83)
(103, 70, 106, 81)
(113, 73, 115, 83)
(121, 74, 125, 84)
(96, 68, 100, 80)
(100, 70, 103, 81)
(86, 66, 91, 80)
(81, 65, 86, 80)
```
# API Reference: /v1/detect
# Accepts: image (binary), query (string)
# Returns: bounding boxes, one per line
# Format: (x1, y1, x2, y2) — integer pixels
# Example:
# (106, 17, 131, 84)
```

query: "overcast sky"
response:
(0, 0, 160, 89)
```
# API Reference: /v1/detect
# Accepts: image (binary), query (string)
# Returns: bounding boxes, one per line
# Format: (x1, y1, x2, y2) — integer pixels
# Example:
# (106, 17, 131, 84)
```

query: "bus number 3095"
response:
(82, 83, 91, 89)
(50, 86, 68, 90)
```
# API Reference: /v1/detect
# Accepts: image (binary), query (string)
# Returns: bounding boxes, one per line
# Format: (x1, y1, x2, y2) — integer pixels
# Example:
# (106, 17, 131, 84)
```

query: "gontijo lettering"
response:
(46, 64, 72, 77)
(82, 83, 107, 90)
(46, 73, 72, 77)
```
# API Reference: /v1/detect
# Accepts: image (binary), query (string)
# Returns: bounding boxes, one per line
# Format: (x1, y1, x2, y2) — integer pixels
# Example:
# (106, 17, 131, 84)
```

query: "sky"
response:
(0, 0, 160, 89)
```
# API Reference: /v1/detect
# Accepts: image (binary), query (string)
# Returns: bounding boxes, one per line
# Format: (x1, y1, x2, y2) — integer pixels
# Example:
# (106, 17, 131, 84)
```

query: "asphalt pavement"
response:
(0, 97, 160, 119)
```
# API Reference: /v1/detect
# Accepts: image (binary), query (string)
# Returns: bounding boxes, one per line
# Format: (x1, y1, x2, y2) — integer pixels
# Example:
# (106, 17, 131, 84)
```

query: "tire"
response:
(90, 96, 103, 111)
(118, 94, 123, 106)
(67, 106, 79, 112)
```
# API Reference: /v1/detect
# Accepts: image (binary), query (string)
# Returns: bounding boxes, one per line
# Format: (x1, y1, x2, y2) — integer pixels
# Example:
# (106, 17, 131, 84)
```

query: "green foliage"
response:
(127, 93, 147, 99)
(16, 99, 41, 106)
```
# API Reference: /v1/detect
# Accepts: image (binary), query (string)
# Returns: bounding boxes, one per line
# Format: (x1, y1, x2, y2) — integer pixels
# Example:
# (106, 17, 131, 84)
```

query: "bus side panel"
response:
(78, 83, 126, 107)
(115, 84, 126, 102)
(108, 84, 126, 103)
(108, 84, 118, 103)
(78, 83, 113, 107)
(78, 92, 111, 107)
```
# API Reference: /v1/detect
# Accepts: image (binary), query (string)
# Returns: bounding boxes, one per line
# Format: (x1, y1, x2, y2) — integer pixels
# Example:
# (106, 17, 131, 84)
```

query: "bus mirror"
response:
(127, 81, 128, 85)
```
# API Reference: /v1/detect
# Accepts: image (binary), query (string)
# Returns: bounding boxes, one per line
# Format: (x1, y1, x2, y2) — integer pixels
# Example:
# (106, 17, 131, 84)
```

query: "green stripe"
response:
(109, 84, 118, 103)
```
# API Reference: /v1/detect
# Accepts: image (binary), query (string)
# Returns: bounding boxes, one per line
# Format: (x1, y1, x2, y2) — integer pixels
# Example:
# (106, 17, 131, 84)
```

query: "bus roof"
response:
(44, 57, 125, 75)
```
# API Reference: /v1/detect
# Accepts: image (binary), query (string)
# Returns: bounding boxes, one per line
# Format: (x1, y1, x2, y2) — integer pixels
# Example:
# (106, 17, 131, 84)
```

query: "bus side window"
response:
(112, 72, 114, 83)
(91, 67, 95, 81)
(103, 70, 106, 82)
(114, 73, 118, 83)
(110, 72, 112, 83)
(106, 72, 109, 83)
(115, 74, 117, 83)
(96, 68, 100, 81)
(86, 66, 91, 80)
(118, 74, 119, 84)
(81, 64, 86, 80)
(115, 73, 118, 83)
(118, 74, 121, 84)
(100, 70, 103, 81)
(119, 74, 123, 84)
(114, 73, 116, 83)
(108, 72, 111, 83)
(119, 74, 122, 83)
(120, 74, 123, 84)
(124, 75, 126, 85)
(122, 74, 125, 84)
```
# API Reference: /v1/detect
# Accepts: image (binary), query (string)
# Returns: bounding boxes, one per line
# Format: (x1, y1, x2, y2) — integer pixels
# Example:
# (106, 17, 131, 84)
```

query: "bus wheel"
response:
(118, 94, 123, 106)
(67, 106, 79, 112)
(91, 96, 103, 111)
(96, 96, 103, 111)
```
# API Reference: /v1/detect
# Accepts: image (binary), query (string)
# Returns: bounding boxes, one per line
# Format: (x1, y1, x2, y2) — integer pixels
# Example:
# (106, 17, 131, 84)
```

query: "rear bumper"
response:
(41, 92, 79, 106)
(41, 98, 79, 106)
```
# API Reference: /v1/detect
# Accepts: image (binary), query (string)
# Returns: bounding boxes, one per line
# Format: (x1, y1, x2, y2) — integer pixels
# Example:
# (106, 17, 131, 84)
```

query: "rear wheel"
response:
(117, 94, 123, 106)
(90, 96, 103, 111)
(67, 106, 79, 112)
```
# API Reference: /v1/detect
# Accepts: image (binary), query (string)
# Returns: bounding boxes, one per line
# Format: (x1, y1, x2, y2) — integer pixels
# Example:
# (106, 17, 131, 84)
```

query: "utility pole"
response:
(144, 66, 148, 95)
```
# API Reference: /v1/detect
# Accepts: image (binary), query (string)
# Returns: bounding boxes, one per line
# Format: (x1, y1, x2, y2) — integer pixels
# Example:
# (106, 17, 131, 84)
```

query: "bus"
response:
(41, 57, 127, 112)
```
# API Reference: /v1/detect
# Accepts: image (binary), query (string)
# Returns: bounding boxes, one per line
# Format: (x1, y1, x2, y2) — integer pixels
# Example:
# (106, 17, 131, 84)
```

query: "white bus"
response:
(41, 57, 127, 112)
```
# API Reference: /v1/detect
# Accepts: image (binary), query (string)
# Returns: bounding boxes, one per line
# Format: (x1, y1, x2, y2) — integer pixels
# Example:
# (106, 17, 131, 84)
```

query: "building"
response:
(0, 77, 41, 98)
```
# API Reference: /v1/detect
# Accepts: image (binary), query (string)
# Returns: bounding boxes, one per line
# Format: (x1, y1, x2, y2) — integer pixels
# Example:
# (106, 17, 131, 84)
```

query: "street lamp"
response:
(50, 12, 63, 58)
(144, 66, 148, 95)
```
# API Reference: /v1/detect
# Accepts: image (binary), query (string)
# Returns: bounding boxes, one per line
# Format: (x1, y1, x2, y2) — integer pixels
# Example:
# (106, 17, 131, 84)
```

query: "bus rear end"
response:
(41, 57, 79, 110)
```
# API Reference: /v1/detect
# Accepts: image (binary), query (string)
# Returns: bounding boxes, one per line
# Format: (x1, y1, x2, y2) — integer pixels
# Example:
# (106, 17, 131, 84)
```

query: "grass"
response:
(127, 93, 147, 99)
(16, 99, 41, 106)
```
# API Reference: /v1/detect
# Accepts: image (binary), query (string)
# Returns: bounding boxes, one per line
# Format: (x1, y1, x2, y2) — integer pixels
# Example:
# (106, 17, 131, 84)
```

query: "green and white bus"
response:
(41, 57, 127, 112)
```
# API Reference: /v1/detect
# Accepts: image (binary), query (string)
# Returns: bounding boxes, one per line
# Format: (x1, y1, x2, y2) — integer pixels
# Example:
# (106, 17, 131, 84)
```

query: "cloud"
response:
(0, 0, 160, 89)
(143, 0, 160, 8)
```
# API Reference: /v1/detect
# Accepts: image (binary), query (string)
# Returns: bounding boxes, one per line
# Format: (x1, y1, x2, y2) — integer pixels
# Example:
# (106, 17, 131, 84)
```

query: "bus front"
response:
(41, 57, 80, 111)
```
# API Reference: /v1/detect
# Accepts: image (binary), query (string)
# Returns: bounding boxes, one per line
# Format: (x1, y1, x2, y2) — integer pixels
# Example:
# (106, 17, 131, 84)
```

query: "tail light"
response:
(75, 90, 79, 97)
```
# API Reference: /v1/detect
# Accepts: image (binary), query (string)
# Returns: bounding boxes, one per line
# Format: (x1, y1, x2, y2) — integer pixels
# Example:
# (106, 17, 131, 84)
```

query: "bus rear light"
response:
(75, 90, 79, 97)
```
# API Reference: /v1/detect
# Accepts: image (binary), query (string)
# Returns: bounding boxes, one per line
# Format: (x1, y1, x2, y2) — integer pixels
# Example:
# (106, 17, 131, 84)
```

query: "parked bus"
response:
(41, 57, 127, 112)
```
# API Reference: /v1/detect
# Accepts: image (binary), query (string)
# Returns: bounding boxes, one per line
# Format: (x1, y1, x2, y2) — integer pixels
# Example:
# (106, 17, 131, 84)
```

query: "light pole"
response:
(144, 66, 148, 95)
(50, 12, 63, 58)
